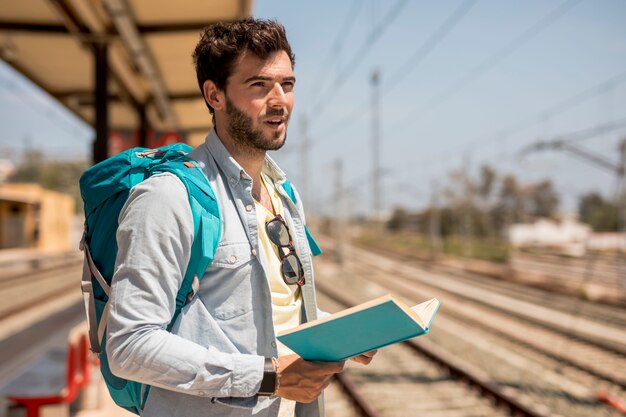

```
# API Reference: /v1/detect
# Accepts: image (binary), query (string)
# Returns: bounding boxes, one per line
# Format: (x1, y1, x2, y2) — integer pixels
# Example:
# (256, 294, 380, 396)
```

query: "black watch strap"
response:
(257, 357, 277, 396)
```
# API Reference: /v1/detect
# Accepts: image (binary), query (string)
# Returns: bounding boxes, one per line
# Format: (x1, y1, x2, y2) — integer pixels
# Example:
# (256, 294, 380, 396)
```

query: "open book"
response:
(277, 294, 440, 362)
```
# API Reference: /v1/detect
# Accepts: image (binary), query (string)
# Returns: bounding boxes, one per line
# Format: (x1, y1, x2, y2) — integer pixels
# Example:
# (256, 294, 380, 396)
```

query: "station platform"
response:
(73, 377, 134, 417)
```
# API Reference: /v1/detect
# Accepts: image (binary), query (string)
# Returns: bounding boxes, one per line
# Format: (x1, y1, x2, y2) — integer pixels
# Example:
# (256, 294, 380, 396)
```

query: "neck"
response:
(214, 122, 265, 197)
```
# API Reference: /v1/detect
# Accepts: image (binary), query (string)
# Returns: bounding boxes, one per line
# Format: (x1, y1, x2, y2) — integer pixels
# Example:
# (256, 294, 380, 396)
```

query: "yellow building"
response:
(0, 183, 74, 251)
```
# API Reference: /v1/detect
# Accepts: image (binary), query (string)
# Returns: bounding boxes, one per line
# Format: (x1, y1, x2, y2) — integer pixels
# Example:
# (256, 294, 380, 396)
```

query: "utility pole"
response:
(430, 181, 443, 259)
(429, 181, 442, 260)
(371, 69, 381, 226)
(300, 115, 310, 209)
(618, 140, 626, 262)
(462, 155, 473, 259)
(334, 159, 346, 266)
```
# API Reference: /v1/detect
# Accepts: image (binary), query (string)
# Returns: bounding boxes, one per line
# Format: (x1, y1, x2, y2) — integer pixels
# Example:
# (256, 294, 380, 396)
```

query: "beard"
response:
(224, 96, 289, 153)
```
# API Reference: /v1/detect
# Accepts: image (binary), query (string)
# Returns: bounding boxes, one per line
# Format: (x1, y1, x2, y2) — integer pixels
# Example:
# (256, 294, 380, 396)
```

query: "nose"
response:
(267, 83, 288, 108)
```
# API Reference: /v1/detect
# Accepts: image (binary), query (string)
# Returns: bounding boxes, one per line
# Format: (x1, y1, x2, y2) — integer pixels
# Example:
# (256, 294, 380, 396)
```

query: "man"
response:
(106, 18, 375, 417)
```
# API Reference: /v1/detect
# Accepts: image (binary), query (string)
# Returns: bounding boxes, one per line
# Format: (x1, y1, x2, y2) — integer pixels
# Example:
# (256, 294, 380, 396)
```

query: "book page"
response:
(278, 294, 396, 336)
(410, 298, 440, 329)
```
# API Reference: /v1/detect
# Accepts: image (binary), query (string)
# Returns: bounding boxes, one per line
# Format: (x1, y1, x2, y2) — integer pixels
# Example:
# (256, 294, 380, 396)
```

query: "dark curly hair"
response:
(192, 18, 296, 115)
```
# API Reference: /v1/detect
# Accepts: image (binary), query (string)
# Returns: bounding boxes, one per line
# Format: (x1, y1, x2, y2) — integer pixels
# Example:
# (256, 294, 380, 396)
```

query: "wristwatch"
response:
(257, 357, 277, 396)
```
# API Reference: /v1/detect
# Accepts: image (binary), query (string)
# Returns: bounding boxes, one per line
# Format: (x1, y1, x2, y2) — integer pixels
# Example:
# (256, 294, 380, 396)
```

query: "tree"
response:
(7, 151, 88, 212)
(492, 174, 523, 232)
(578, 192, 619, 231)
(387, 207, 409, 231)
(527, 180, 559, 218)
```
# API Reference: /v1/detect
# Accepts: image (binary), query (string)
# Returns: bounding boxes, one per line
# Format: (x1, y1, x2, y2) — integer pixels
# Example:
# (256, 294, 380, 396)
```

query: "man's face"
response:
(221, 50, 295, 152)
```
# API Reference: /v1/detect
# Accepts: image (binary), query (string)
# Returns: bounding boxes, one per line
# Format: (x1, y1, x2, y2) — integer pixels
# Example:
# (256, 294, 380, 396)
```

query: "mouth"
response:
(264, 117, 286, 130)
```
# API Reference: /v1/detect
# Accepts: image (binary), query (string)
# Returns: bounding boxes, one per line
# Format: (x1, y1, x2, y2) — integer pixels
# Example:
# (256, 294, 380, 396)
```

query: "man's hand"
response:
(350, 350, 378, 365)
(275, 354, 344, 403)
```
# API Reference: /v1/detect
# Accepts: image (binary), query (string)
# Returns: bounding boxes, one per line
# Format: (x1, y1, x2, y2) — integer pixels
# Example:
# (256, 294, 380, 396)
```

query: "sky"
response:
(1, 0, 626, 216)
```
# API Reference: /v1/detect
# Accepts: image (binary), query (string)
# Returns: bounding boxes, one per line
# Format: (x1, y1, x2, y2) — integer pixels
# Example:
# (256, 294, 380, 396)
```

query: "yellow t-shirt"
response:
(255, 173, 302, 417)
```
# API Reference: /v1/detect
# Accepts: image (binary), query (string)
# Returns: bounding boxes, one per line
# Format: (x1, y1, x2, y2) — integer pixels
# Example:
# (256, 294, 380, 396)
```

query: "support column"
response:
(93, 41, 109, 164)
(138, 105, 148, 148)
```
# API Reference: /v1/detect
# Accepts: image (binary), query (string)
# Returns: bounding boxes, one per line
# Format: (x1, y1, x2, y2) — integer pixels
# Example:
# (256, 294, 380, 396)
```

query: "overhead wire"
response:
(384, 0, 478, 94)
(425, 67, 626, 166)
(309, 0, 478, 141)
(304, 0, 365, 100)
(307, 0, 410, 118)
(391, 0, 584, 130)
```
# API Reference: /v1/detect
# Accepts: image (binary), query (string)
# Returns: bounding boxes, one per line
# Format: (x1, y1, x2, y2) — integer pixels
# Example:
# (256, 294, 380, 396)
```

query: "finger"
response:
(318, 360, 345, 373)
(351, 355, 371, 364)
(363, 350, 378, 358)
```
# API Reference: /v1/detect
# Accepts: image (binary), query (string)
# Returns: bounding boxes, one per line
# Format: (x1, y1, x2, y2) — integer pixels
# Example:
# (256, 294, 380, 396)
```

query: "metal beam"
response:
(93, 41, 109, 163)
(52, 90, 201, 103)
(0, 21, 73, 33)
(0, 20, 241, 35)
(103, 0, 177, 128)
(0, 58, 93, 128)
(52, 90, 123, 103)
(138, 104, 148, 147)
(136, 21, 239, 34)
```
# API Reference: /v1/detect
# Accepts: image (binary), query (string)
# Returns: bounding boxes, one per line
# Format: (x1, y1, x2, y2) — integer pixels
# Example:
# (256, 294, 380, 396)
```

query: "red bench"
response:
(8, 326, 92, 417)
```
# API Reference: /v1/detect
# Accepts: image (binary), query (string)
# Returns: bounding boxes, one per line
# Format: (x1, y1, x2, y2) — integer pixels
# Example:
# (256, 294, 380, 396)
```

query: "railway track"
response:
(0, 257, 83, 322)
(350, 242, 626, 353)
(440, 265, 626, 330)
(359, 242, 626, 324)
(511, 252, 625, 289)
(3, 247, 625, 416)
(315, 281, 545, 417)
(313, 244, 626, 417)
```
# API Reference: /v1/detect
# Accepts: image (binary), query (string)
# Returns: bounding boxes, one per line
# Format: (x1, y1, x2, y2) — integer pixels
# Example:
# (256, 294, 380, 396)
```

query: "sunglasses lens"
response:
(267, 218, 291, 246)
(281, 253, 304, 285)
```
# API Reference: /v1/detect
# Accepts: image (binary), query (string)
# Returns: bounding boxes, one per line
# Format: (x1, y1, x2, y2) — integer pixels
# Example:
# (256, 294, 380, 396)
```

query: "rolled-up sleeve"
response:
(105, 173, 264, 398)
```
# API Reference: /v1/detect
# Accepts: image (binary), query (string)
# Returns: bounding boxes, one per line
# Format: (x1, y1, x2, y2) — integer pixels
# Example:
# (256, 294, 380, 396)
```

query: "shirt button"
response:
(198, 391, 205, 396)
(271, 341, 277, 348)
(245, 204, 253, 212)
(251, 249, 257, 257)
(230, 177, 237, 185)
(229, 255, 237, 264)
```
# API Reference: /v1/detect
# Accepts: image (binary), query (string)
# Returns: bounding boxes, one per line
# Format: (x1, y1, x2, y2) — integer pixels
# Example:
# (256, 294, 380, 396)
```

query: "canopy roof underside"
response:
(0, 0, 254, 146)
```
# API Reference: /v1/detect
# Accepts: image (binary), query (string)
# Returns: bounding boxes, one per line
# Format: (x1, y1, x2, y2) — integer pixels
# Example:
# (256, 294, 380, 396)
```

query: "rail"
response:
(318, 281, 549, 417)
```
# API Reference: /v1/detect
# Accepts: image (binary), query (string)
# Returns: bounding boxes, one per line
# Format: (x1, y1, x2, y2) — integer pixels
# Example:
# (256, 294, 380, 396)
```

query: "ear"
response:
(203, 80, 225, 111)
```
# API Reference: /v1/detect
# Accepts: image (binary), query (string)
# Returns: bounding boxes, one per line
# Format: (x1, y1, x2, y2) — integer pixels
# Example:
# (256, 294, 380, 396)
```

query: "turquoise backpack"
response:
(79, 143, 320, 414)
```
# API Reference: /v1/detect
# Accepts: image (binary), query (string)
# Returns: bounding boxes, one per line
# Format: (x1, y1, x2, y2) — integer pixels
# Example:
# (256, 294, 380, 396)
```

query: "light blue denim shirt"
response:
(106, 129, 323, 417)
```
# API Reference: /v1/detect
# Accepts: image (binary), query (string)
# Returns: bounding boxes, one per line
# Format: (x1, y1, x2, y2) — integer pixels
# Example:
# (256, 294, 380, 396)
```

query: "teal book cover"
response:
(277, 295, 440, 362)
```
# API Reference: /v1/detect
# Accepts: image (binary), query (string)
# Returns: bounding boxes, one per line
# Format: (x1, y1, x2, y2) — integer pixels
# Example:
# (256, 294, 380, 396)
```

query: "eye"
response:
(282, 81, 295, 92)
(251, 81, 266, 87)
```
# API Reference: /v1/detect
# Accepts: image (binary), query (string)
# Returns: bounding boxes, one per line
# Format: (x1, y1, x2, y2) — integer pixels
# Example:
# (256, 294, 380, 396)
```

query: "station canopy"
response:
(0, 0, 254, 149)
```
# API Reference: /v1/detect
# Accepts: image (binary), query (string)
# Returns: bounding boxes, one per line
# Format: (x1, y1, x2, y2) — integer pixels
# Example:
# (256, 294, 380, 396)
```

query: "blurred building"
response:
(508, 215, 625, 255)
(0, 159, 14, 182)
(0, 183, 74, 251)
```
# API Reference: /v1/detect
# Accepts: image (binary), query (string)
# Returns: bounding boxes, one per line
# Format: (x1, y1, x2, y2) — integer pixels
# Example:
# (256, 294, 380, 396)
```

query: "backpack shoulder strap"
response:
(282, 180, 322, 256)
(150, 157, 221, 324)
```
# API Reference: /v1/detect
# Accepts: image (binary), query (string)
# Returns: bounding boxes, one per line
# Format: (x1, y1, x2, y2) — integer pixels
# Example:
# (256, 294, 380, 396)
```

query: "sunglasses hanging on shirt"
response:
(265, 214, 305, 286)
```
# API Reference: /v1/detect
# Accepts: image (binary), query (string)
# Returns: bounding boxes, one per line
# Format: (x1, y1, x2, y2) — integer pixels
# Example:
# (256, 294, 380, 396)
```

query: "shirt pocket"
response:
(200, 241, 255, 321)
(210, 241, 252, 269)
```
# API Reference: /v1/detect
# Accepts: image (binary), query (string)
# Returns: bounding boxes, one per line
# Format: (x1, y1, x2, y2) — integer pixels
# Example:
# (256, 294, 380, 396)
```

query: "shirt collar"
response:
(202, 128, 287, 187)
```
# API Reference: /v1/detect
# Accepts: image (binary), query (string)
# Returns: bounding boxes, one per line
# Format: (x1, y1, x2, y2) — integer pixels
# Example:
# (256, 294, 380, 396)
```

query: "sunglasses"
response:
(265, 214, 305, 286)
